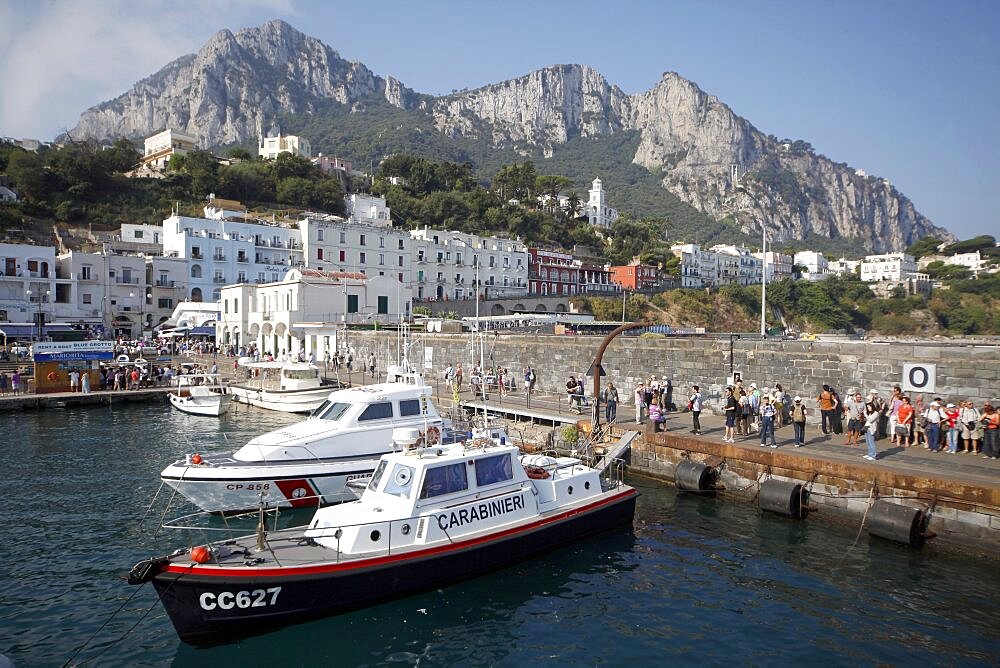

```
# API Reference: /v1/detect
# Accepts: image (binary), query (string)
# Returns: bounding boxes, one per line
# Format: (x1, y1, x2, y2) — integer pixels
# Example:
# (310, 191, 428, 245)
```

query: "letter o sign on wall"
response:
(901, 363, 936, 393)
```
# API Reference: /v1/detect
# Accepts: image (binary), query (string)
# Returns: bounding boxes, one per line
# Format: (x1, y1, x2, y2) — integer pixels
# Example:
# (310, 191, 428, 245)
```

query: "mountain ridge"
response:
(66, 19, 951, 252)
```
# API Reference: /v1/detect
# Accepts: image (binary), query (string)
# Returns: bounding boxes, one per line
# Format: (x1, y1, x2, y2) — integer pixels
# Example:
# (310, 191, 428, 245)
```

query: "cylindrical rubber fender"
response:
(674, 460, 713, 492)
(758, 478, 806, 519)
(866, 500, 926, 548)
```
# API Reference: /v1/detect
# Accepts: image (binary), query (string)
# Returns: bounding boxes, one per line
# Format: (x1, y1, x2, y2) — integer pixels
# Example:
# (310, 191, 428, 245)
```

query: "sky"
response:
(0, 0, 997, 240)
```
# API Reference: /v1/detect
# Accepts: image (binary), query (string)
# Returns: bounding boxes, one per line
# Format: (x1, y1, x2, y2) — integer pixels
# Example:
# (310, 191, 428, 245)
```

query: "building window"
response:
(80, 265, 92, 280)
(191, 264, 202, 278)
(82, 293, 92, 304)
(398, 256, 403, 267)
(360, 234, 366, 246)
(340, 231, 346, 244)
(360, 252, 366, 264)
(399, 273, 404, 282)
(317, 229, 324, 241)
(317, 248, 324, 261)
(347, 294, 359, 313)
(134, 230, 144, 239)
(377, 296, 389, 314)
(339, 250, 346, 262)
(398, 239, 404, 250)
(379, 253, 385, 265)
(238, 271, 247, 283)
(158, 298, 173, 308)
(379, 237, 385, 248)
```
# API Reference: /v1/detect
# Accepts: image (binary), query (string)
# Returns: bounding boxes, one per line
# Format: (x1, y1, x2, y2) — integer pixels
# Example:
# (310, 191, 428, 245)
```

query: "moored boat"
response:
(168, 373, 231, 417)
(160, 372, 454, 512)
(229, 362, 341, 413)
(131, 429, 637, 645)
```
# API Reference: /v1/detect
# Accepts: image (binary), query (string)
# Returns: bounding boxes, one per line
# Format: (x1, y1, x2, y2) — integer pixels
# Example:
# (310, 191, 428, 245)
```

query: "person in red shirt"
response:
(897, 396, 915, 447)
(944, 403, 961, 453)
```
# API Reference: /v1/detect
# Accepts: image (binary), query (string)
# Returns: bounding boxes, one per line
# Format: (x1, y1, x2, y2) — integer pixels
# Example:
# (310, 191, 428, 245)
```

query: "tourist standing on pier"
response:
(444, 363, 455, 391)
(772, 384, 787, 428)
(759, 396, 777, 447)
(844, 392, 866, 447)
(11, 369, 20, 395)
(634, 382, 645, 424)
(81, 370, 90, 394)
(523, 366, 535, 396)
(818, 385, 836, 434)
(791, 396, 807, 446)
(960, 400, 981, 454)
(944, 403, 961, 453)
(723, 387, 738, 442)
(602, 381, 619, 423)
(924, 400, 944, 452)
(897, 396, 915, 445)
(0, 371, 8, 395)
(69, 369, 80, 393)
(888, 387, 904, 445)
(863, 402, 880, 461)
(688, 385, 702, 435)
(981, 404, 999, 459)
(737, 389, 750, 436)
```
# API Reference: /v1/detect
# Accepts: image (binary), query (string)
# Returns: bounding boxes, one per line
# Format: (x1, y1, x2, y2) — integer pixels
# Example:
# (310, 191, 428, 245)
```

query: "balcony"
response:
(114, 277, 139, 284)
(212, 277, 227, 284)
(155, 279, 177, 288)
(191, 251, 203, 259)
(213, 254, 226, 262)
(236, 255, 249, 263)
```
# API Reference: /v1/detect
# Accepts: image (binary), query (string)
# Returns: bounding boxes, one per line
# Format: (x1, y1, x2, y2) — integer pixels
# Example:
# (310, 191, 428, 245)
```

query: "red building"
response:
(609, 261, 659, 290)
(528, 248, 579, 296)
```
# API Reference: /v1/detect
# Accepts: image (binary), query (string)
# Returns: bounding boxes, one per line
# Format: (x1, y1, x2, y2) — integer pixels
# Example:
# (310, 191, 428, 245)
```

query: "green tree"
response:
(906, 235, 942, 258)
(226, 147, 254, 161)
(276, 176, 315, 208)
(5, 150, 49, 201)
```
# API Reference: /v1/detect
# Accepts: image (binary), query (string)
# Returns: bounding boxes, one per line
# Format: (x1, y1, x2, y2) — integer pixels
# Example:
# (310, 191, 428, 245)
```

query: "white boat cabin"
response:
(303, 431, 603, 557)
(232, 382, 444, 463)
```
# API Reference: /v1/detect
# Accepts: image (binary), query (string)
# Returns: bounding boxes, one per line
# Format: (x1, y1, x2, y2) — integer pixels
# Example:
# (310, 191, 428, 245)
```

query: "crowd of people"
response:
(677, 379, 1000, 462)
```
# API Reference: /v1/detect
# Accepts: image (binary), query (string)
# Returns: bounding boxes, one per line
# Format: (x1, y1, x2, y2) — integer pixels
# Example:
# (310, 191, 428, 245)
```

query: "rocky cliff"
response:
(68, 19, 420, 147)
(68, 20, 950, 251)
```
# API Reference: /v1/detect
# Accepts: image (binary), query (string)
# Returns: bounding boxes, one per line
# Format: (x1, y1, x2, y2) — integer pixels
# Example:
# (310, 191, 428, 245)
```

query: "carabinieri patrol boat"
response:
(130, 429, 637, 645)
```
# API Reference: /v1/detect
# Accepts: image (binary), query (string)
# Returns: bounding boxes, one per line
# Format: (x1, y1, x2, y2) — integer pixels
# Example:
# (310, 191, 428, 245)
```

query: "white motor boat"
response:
(168, 373, 231, 417)
(229, 361, 341, 413)
(132, 428, 638, 645)
(160, 371, 455, 512)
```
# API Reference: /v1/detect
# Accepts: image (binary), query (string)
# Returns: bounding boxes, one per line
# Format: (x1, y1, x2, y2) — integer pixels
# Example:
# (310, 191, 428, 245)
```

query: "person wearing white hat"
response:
(924, 400, 944, 452)
(944, 402, 961, 453)
(791, 396, 807, 446)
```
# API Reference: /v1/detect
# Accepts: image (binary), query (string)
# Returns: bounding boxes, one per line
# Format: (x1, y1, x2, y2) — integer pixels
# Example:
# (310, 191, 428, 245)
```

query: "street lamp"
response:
(26, 289, 50, 342)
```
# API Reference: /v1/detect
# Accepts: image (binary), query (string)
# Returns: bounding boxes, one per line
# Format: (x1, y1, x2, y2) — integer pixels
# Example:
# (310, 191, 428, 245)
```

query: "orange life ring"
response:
(425, 426, 441, 445)
(525, 465, 550, 480)
(46, 371, 58, 382)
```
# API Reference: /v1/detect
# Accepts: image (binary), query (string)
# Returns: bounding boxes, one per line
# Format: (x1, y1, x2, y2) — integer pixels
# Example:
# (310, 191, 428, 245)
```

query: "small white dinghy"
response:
(168, 373, 231, 417)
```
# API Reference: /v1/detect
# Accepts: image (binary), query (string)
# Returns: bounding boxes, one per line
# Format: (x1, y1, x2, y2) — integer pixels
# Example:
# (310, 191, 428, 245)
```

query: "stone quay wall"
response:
(628, 430, 1000, 554)
(349, 332, 1000, 416)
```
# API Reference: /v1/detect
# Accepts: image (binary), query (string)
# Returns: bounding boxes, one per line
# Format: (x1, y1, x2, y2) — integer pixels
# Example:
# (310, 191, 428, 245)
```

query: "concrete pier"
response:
(0, 387, 174, 411)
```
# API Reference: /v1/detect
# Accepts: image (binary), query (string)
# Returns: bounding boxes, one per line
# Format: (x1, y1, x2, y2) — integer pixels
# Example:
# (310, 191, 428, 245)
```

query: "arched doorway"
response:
(535, 304, 547, 313)
(556, 303, 566, 312)
(190, 287, 203, 302)
(491, 304, 505, 316)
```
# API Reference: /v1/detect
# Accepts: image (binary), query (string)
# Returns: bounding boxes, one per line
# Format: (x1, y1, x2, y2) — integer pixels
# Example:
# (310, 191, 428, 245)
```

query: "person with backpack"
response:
(791, 396, 808, 446)
(759, 396, 778, 448)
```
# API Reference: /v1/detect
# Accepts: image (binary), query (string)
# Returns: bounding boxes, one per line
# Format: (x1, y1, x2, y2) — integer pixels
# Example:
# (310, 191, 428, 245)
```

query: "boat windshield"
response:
(284, 368, 318, 380)
(314, 401, 352, 421)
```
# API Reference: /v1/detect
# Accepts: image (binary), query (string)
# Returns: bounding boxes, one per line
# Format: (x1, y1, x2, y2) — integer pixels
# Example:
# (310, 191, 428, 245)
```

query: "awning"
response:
(0, 325, 34, 337)
(189, 326, 216, 337)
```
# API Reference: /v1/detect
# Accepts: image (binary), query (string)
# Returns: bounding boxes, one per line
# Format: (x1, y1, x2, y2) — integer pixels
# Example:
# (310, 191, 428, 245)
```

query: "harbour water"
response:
(3, 403, 998, 666)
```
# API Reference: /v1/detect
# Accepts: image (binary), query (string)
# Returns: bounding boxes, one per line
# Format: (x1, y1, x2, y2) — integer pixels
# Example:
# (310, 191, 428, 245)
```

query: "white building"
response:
(587, 177, 619, 229)
(161, 210, 304, 303)
(860, 253, 918, 283)
(753, 251, 793, 282)
(409, 228, 529, 302)
(344, 193, 392, 227)
(671, 243, 715, 288)
(120, 224, 163, 246)
(0, 186, 17, 202)
(258, 133, 311, 160)
(141, 129, 198, 171)
(793, 251, 831, 281)
(0, 243, 73, 340)
(217, 268, 410, 357)
(828, 257, 861, 277)
(710, 245, 762, 286)
(918, 251, 988, 277)
(298, 215, 411, 287)
(56, 250, 148, 338)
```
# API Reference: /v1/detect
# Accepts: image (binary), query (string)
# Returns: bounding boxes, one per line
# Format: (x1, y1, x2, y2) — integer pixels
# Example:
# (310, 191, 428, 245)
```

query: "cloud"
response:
(0, 0, 296, 140)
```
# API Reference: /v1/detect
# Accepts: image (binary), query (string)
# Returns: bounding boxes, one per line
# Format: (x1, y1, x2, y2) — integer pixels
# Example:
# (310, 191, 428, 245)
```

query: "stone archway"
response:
(491, 304, 505, 316)
(535, 304, 547, 312)
(556, 303, 567, 312)
(513, 304, 525, 312)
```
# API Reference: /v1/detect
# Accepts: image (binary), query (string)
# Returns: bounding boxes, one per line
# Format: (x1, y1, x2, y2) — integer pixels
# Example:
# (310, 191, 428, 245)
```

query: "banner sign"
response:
(32, 340, 114, 362)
